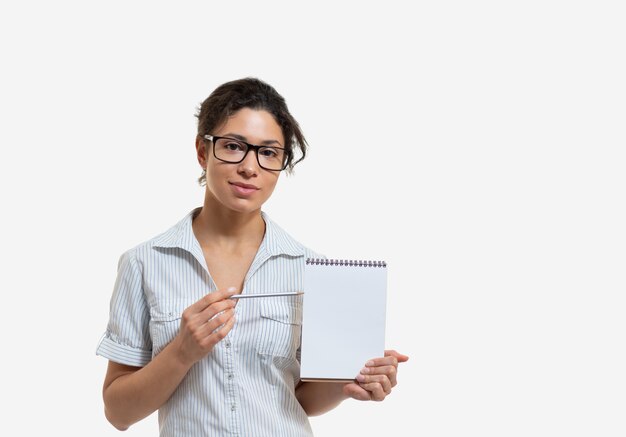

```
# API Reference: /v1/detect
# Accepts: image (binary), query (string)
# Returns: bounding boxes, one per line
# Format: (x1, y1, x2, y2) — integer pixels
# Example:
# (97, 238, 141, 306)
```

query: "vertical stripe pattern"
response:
(96, 208, 320, 437)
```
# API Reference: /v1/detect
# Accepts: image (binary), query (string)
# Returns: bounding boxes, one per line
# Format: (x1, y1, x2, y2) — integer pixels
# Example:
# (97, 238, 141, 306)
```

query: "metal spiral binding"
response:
(306, 258, 387, 268)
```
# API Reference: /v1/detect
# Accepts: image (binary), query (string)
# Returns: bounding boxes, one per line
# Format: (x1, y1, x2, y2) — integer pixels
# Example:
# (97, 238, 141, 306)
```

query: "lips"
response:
(230, 182, 258, 190)
(229, 181, 259, 196)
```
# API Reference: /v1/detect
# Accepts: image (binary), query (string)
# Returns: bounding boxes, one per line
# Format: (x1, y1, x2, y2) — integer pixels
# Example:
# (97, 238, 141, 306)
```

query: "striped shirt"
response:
(97, 208, 320, 436)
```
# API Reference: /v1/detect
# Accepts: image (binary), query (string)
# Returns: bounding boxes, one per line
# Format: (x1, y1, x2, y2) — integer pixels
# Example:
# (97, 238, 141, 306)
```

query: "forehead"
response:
(217, 108, 284, 144)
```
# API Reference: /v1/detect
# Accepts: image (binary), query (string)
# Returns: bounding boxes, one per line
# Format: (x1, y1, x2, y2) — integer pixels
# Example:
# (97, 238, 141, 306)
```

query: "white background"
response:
(1, 1, 624, 436)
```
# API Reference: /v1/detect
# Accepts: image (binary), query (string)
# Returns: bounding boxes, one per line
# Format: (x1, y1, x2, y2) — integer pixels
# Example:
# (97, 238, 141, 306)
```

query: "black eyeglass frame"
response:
(203, 134, 290, 172)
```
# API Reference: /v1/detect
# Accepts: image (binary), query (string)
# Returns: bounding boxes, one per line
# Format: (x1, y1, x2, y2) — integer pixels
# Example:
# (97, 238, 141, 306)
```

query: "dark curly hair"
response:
(195, 77, 308, 185)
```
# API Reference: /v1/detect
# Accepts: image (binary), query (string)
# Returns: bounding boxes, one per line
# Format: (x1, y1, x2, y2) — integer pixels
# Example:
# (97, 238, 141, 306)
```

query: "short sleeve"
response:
(96, 249, 152, 367)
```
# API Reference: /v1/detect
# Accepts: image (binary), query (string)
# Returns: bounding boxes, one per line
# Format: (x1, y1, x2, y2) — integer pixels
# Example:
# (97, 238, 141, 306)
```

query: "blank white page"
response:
(300, 259, 387, 381)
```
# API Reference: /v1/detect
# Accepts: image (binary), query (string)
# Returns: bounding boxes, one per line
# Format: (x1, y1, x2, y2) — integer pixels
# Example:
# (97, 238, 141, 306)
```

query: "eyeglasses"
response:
(204, 135, 289, 171)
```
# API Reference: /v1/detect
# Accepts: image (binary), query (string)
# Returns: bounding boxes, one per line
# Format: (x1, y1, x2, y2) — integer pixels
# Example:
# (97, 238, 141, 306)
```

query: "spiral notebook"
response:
(300, 258, 387, 382)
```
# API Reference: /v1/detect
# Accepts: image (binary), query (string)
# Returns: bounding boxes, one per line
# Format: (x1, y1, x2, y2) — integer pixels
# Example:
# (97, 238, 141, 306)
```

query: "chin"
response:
(225, 198, 264, 214)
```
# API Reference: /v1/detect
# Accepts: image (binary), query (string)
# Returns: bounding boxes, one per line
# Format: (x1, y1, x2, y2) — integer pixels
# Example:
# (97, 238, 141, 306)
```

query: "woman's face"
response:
(197, 108, 284, 214)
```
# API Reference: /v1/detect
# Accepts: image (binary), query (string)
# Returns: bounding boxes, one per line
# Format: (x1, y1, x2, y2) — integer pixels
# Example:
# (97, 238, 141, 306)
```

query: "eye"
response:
(259, 147, 279, 158)
(220, 140, 246, 152)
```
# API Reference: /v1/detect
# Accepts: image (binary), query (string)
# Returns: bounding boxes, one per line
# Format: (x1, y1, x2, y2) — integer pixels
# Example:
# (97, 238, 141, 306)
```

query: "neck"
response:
(192, 197, 266, 252)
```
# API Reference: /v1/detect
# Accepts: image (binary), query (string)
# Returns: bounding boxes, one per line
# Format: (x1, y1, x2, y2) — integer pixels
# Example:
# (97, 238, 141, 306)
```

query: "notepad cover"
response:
(300, 259, 387, 382)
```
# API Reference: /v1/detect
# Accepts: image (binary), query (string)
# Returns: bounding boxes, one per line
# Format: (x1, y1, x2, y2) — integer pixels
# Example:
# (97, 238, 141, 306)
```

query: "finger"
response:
(364, 356, 399, 368)
(182, 298, 234, 331)
(200, 312, 236, 350)
(196, 299, 236, 325)
(358, 382, 387, 401)
(385, 349, 409, 363)
(356, 374, 392, 395)
(186, 286, 239, 313)
(186, 309, 234, 346)
(361, 364, 398, 386)
(342, 383, 371, 401)
(200, 309, 236, 337)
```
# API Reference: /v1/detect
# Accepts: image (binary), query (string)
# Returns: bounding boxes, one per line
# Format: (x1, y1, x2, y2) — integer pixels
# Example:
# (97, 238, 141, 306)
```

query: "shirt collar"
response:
(152, 208, 306, 258)
(261, 212, 307, 258)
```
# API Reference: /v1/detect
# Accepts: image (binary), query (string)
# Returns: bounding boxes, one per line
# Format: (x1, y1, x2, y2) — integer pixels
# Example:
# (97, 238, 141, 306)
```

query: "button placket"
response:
(224, 333, 238, 433)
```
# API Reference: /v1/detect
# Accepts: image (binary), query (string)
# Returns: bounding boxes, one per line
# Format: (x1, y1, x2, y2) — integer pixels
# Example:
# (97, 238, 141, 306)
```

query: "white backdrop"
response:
(1, 1, 624, 436)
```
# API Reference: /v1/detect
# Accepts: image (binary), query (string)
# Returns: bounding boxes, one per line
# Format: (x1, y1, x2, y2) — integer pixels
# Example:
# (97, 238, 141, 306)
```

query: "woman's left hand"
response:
(343, 349, 409, 402)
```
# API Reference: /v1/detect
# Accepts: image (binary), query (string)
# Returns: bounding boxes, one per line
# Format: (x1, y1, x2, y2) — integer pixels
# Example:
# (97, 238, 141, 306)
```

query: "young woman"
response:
(97, 77, 408, 436)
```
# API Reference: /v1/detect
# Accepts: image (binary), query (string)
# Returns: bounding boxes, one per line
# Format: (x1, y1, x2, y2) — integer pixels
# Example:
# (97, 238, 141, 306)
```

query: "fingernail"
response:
(360, 367, 369, 374)
(356, 374, 365, 382)
(366, 360, 374, 366)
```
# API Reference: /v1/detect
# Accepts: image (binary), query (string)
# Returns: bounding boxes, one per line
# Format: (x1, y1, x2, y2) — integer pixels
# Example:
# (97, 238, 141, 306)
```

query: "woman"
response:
(97, 77, 408, 436)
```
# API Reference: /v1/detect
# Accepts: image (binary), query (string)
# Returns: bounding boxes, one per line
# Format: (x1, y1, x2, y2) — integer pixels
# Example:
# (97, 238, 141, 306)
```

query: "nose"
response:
(237, 149, 259, 177)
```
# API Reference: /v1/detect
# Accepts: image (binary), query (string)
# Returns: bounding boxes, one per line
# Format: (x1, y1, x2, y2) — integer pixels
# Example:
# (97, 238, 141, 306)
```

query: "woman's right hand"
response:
(173, 287, 238, 367)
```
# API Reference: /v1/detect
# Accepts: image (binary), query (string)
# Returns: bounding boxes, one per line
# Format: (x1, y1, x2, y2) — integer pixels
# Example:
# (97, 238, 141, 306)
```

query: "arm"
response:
(102, 288, 237, 430)
(295, 381, 350, 416)
(296, 350, 409, 416)
(103, 340, 193, 430)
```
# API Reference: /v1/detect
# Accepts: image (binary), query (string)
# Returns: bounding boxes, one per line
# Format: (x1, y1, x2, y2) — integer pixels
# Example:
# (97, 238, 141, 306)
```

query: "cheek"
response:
(264, 175, 280, 193)
(205, 165, 227, 192)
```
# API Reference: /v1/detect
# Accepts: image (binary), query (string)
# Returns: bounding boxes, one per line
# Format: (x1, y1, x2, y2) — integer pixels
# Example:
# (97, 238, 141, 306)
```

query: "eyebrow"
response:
(222, 132, 283, 147)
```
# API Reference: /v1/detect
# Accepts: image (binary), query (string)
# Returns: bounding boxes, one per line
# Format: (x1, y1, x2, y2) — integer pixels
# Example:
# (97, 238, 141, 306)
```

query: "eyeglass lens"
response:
(214, 138, 285, 170)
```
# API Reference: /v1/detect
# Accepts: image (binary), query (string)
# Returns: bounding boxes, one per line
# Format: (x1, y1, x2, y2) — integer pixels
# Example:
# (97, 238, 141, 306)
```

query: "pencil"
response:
(229, 292, 304, 299)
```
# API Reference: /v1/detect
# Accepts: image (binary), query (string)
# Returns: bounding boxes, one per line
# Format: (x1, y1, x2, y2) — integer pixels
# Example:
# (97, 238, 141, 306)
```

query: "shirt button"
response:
(228, 373, 234, 380)
(231, 404, 236, 411)
(225, 341, 231, 348)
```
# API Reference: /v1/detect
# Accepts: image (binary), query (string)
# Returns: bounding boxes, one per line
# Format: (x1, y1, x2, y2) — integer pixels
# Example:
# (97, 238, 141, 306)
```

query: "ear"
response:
(195, 136, 208, 169)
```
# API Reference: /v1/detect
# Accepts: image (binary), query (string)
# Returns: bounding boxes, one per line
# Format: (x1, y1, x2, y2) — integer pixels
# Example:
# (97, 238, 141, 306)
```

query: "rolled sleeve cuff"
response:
(96, 333, 152, 367)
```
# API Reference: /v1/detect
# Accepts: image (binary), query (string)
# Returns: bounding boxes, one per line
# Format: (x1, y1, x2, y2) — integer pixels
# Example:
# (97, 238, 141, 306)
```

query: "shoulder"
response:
(117, 209, 198, 263)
